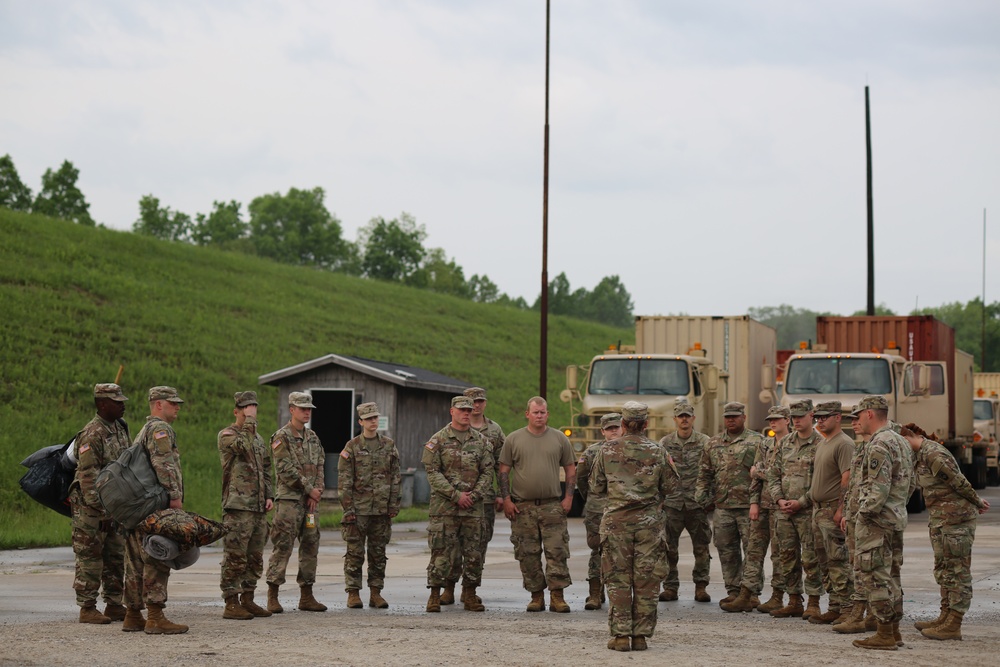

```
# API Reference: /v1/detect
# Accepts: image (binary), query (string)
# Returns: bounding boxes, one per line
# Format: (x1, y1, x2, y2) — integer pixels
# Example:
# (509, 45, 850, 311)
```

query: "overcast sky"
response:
(3, 1, 999, 317)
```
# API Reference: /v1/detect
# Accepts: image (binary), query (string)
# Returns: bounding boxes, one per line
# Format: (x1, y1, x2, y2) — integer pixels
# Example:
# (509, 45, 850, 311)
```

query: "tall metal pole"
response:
(983, 208, 987, 371)
(865, 86, 875, 316)
(539, 0, 550, 397)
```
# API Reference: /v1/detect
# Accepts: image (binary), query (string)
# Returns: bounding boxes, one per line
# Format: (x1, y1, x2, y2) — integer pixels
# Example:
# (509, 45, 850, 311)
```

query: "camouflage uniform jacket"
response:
(575, 441, 608, 515)
(473, 417, 506, 503)
(694, 427, 762, 509)
(591, 433, 678, 531)
(70, 415, 131, 511)
(660, 431, 710, 511)
(915, 438, 984, 526)
(338, 433, 401, 518)
(749, 435, 780, 509)
(844, 441, 865, 520)
(134, 416, 184, 502)
(856, 424, 911, 531)
(421, 425, 492, 517)
(766, 430, 822, 510)
(218, 416, 272, 512)
(270, 423, 325, 502)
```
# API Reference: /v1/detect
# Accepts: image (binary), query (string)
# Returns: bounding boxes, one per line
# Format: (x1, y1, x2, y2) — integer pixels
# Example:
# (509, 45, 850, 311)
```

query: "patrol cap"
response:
(673, 400, 695, 417)
(357, 402, 380, 419)
(600, 413, 622, 428)
(813, 400, 842, 417)
(857, 395, 889, 411)
(149, 386, 184, 403)
(788, 399, 814, 417)
(722, 401, 746, 416)
(94, 383, 127, 402)
(766, 405, 790, 420)
(234, 391, 258, 408)
(621, 401, 648, 420)
(463, 387, 487, 401)
(849, 405, 862, 418)
(288, 391, 316, 409)
(451, 396, 474, 410)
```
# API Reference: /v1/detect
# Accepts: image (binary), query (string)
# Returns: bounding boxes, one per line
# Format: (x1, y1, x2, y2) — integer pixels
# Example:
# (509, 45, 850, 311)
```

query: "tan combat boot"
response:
(103, 603, 126, 622)
(658, 587, 678, 602)
(631, 636, 648, 651)
(298, 585, 327, 612)
(426, 587, 441, 613)
(864, 607, 877, 631)
(121, 607, 145, 632)
(607, 636, 631, 652)
(831, 602, 854, 626)
(240, 591, 272, 617)
(548, 588, 570, 613)
(462, 585, 485, 612)
(809, 603, 841, 624)
(346, 589, 363, 609)
(79, 602, 111, 624)
(833, 602, 868, 634)
(852, 621, 898, 650)
(720, 586, 755, 613)
(892, 620, 903, 646)
(369, 587, 388, 609)
(694, 583, 711, 603)
(757, 588, 783, 613)
(801, 595, 821, 620)
(584, 579, 602, 610)
(224, 594, 254, 620)
(526, 589, 545, 612)
(267, 583, 283, 614)
(914, 593, 949, 630)
(921, 609, 963, 641)
(718, 591, 737, 607)
(144, 603, 188, 635)
(770, 593, 804, 618)
(440, 582, 456, 605)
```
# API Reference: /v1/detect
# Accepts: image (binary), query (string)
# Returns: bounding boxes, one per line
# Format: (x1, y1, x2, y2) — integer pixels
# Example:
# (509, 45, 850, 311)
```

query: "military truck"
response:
(560, 315, 777, 456)
(973, 372, 1000, 486)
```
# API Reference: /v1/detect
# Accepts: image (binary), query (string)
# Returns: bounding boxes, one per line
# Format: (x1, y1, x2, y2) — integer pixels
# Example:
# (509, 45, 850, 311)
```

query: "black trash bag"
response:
(18, 435, 79, 517)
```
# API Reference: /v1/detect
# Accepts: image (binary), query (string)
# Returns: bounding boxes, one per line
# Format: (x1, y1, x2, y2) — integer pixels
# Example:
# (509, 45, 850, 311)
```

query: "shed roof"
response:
(258, 354, 471, 394)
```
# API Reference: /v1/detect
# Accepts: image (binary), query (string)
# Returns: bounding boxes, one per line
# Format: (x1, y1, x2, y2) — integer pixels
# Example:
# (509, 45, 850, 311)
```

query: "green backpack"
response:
(96, 425, 169, 529)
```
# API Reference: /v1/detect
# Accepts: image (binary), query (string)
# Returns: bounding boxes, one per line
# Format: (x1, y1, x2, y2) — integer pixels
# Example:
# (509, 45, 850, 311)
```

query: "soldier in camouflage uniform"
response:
(575, 413, 621, 610)
(122, 386, 188, 635)
(339, 401, 401, 610)
(218, 391, 273, 620)
(422, 396, 493, 612)
(70, 383, 130, 624)
(725, 405, 789, 613)
(265, 391, 327, 614)
(695, 401, 763, 606)
(765, 399, 824, 619)
(833, 406, 873, 633)
(903, 423, 990, 641)
(850, 395, 912, 651)
(591, 401, 677, 652)
(659, 400, 712, 603)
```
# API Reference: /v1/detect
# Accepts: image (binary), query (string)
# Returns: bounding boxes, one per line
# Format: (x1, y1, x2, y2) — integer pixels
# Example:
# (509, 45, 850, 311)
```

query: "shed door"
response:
(308, 388, 362, 489)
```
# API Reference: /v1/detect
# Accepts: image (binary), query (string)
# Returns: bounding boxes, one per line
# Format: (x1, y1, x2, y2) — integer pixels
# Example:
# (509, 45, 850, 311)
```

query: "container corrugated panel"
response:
(975, 373, 1000, 396)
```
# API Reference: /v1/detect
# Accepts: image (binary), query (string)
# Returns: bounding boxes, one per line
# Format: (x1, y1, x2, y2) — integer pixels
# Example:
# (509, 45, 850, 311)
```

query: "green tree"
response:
(248, 187, 355, 270)
(32, 160, 94, 225)
(850, 303, 896, 316)
(191, 200, 247, 247)
(748, 304, 834, 349)
(358, 213, 427, 281)
(915, 298, 1000, 372)
(468, 274, 500, 303)
(132, 194, 192, 241)
(0, 154, 32, 211)
(408, 247, 471, 297)
(580, 275, 634, 327)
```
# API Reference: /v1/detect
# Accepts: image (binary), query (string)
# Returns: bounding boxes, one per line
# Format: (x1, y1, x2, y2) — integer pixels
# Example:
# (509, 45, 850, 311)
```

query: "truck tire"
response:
(972, 455, 987, 490)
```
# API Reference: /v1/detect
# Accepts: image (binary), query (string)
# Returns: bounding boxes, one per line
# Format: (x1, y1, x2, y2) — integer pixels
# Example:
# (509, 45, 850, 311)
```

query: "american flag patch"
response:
(153, 430, 169, 440)
(340, 449, 350, 459)
(425, 442, 436, 451)
(79, 443, 91, 454)
(271, 439, 282, 451)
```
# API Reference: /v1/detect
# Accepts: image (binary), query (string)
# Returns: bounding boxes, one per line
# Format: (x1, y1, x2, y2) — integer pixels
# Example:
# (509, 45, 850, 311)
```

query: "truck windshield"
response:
(974, 399, 994, 420)
(588, 358, 690, 396)
(785, 357, 891, 395)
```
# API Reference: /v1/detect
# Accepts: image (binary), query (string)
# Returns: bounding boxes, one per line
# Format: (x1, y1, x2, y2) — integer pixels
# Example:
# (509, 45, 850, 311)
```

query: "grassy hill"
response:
(0, 208, 632, 548)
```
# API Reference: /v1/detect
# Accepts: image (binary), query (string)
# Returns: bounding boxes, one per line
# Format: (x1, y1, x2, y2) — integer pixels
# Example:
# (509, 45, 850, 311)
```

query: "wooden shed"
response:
(258, 354, 471, 489)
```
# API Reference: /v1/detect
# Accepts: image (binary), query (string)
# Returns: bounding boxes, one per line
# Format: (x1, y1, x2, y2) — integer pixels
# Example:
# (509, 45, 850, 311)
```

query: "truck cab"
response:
(973, 393, 1000, 486)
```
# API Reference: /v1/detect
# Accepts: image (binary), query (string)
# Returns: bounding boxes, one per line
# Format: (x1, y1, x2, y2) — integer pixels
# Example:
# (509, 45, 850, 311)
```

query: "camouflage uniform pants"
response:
(740, 507, 773, 595)
(773, 510, 822, 595)
(220, 509, 268, 598)
(341, 514, 392, 590)
(124, 531, 171, 609)
(426, 515, 482, 587)
(713, 508, 750, 596)
(663, 506, 711, 591)
(929, 519, 976, 614)
(451, 501, 498, 585)
(266, 499, 320, 587)
(891, 529, 904, 617)
(71, 502, 124, 606)
(853, 518, 900, 623)
(584, 509, 603, 582)
(812, 503, 852, 606)
(601, 524, 668, 638)
(509, 499, 571, 592)
(845, 513, 866, 604)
